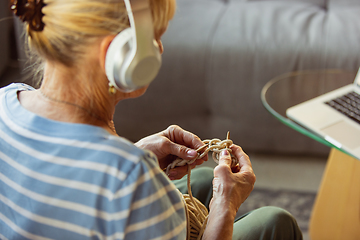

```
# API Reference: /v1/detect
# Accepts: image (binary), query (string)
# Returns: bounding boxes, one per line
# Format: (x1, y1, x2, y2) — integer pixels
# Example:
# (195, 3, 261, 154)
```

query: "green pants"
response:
(173, 167, 303, 240)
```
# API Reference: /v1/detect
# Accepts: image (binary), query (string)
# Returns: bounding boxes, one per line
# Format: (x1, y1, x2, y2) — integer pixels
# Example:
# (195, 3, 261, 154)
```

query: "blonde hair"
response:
(26, 0, 176, 67)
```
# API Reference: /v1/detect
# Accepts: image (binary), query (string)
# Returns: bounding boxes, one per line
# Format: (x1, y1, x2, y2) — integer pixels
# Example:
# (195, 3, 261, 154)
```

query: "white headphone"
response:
(105, 0, 161, 92)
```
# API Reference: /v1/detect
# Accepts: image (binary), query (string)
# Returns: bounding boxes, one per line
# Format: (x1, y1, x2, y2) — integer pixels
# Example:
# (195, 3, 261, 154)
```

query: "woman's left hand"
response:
(135, 125, 207, 180)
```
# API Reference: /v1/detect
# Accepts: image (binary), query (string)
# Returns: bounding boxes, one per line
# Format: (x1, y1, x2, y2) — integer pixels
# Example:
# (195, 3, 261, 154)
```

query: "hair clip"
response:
(10, 0, 45, 32)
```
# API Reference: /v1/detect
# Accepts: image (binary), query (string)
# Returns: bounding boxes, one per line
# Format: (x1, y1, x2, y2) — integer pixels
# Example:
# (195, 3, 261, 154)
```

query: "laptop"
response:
(286, 68, 360, 159)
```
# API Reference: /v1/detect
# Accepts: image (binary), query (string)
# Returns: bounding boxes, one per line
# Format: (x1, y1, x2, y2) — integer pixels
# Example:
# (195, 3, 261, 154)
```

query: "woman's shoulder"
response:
(103, 135, 158, 164)
(92, 135, 160, 178)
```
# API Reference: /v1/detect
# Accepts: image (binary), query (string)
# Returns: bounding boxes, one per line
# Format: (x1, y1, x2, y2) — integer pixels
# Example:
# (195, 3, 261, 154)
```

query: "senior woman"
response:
(0, 0, 302, 239)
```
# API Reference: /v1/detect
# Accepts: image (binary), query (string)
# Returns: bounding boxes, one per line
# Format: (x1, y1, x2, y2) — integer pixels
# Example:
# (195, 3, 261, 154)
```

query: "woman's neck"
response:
(19, 62, 118, 135)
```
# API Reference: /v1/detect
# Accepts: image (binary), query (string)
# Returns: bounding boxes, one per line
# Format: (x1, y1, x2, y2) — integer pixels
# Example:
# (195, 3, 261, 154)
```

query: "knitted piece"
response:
(165, 132, 238, 175)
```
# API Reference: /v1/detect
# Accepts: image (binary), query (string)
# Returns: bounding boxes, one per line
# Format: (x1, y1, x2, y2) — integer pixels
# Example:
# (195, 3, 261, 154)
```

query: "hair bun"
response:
(10, 0, 45, 32)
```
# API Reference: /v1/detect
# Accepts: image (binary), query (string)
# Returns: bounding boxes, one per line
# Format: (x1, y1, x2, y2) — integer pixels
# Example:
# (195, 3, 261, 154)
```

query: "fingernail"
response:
(221, 149, 229, 156)
(187, 149, 197, 158)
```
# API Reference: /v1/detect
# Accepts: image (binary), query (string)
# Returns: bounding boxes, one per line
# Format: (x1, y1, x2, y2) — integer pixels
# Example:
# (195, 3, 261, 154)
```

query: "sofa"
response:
(114, 0, 360, 156)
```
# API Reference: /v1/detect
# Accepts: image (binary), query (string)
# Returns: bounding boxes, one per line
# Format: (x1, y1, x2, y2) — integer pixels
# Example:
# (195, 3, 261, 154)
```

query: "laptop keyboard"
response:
(326, 91, 360, 124)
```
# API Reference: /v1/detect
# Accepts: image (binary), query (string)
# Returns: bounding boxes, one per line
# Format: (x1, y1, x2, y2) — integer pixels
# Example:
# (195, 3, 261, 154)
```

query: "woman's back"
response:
(0, 83, 186, 239)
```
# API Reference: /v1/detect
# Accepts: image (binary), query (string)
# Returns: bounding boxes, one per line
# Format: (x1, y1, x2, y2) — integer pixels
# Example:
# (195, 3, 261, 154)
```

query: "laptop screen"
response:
(355, 67, 360, 87)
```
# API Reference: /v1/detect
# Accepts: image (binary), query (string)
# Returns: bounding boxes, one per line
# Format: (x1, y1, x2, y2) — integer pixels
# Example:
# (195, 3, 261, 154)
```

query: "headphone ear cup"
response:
(123, 41, 161, 90)
(105, 28, 161, 92)
(105, 28, 133, 91)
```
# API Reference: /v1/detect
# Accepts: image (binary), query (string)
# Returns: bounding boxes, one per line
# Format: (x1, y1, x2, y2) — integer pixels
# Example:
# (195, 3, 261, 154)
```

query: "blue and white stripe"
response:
(0, 83, 186, 240)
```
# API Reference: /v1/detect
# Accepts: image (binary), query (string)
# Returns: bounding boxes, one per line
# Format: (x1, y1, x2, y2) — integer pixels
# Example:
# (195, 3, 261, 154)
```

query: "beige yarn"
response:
(167, 132, 239, 240)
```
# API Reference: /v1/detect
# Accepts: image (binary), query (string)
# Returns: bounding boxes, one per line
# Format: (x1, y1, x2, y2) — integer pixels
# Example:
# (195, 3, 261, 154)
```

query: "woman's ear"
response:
(99, 35, 117, 73)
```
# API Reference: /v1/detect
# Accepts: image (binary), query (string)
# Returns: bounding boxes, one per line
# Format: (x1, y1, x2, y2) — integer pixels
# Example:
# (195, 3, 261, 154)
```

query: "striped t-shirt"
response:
(0, 83, 186, 240)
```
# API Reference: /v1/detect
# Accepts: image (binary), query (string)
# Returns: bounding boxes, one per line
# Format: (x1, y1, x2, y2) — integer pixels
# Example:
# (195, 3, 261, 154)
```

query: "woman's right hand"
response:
(203, 145, 255, 240)
(210, 145, 256, 219)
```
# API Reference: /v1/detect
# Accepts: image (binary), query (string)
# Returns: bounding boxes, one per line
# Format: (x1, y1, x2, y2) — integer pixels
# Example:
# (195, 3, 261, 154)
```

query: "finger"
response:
(191, 158, 205, 167)
(230, 145, 251, 167)
(164, 125, 205, 150)
(167, 142, 198, 160)
(167, 159, 203, 180)
(230, 145, 254, 175)
(167, 165, 189, 180)
(163, 125, 209, 162)
(179, 129, 205, 150)
(218, 149, 232, 167)
(231, 164, 240, 173)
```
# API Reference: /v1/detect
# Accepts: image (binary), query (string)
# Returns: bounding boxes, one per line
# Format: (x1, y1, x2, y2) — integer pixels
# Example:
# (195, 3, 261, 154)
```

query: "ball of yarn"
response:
(181, 192, 209, 240)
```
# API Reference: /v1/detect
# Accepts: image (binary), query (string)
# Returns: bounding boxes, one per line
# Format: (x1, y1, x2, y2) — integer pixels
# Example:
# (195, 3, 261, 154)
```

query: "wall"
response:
(0, 1, 11, 76)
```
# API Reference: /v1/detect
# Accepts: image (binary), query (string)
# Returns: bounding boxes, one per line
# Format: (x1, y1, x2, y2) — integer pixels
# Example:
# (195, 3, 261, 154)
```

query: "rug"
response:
(236, 188, 317, 233)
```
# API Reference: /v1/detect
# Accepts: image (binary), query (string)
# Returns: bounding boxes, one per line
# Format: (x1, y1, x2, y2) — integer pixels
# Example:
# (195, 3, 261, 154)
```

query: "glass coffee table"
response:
(261, 69, 360, 240)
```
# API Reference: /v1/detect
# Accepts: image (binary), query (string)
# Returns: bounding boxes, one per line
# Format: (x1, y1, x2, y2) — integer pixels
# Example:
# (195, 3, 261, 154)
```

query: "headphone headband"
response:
(105, 0, 161, 92)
